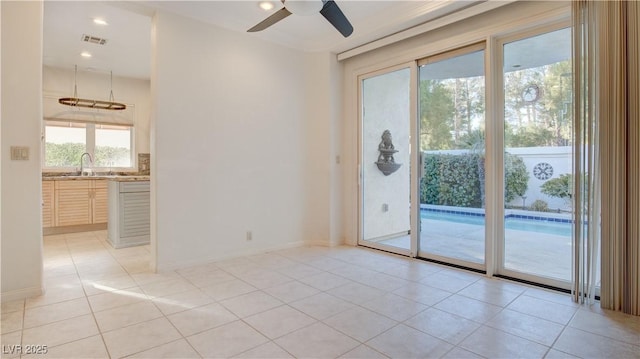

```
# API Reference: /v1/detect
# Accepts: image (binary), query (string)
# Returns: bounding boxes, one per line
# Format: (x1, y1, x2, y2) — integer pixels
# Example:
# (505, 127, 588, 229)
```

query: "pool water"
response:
(421, 210, 571, 237)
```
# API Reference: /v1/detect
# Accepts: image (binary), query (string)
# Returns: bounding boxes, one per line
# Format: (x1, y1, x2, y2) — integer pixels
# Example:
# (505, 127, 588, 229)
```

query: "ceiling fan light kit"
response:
(248, 0, 353, 37)
(285, 0, 323, 16)
(258, 1, 275, 11)
(58, 65, 126, 111)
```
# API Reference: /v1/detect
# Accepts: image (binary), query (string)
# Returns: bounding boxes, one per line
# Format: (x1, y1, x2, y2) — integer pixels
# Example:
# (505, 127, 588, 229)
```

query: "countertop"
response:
(43, 175, 150, 182)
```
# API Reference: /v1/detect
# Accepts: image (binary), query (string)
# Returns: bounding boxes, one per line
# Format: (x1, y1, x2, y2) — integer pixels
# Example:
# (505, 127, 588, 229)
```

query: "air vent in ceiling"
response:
(81, 34, 108, 45)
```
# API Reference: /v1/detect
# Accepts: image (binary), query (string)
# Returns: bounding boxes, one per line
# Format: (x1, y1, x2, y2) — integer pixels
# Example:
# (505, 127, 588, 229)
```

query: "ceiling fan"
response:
(248, 0, 354, 37)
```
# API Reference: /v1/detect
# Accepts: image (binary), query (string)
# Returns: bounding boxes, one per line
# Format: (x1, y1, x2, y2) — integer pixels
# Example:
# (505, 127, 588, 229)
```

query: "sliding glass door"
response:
(358, 65, 415, 255)
(356, 24, 574, 289)
(499, 27, 573, 287)
(417, 45, 486, 270)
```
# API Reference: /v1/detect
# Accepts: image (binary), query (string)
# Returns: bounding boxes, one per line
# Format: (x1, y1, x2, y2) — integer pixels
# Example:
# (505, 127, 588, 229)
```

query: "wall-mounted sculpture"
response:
(375, 130, 402, 176)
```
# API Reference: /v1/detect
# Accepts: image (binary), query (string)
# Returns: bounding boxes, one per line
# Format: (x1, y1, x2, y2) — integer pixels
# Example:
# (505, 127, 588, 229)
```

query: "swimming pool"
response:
(421, 209, 571, 237)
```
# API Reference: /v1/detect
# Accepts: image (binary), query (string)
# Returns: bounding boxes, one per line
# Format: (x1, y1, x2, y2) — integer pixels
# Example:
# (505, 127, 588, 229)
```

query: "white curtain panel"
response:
(573, 0, 640, 316)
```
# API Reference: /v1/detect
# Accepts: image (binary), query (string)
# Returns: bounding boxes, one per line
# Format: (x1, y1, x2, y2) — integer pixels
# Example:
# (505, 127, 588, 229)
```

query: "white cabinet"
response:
(107, 181, 150, 248)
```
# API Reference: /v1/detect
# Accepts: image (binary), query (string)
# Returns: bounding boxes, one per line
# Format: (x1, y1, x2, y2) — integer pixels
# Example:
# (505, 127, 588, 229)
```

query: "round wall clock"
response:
(522, 84, 541, 103)
(533, 162, 553, 180)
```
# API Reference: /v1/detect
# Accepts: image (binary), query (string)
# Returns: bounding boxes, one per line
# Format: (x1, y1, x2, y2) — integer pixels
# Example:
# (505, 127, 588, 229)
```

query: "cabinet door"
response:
(55, 181, 91, 226)
(120, 192, 150, 237)
(42, 181, 55, 228)
(92, 180, 108, 224)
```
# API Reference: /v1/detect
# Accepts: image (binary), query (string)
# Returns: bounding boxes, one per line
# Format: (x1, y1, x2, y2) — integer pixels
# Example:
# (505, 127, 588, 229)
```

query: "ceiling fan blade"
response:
(320, 0, 353, 37)
(247, 7, 292, 32)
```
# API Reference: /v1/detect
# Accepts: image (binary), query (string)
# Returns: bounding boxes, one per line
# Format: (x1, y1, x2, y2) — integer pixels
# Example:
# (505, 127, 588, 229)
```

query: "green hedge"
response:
(421, 152, 528, 208)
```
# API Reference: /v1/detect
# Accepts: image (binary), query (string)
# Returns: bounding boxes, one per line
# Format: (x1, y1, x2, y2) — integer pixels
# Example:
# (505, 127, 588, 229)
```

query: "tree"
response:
(540, 60, 572, 146)
(458, 129, 486, 207)
(504, 153, 529, 202)
(45, 142, 129, 168)
(541, 173, 572, 200)
(45, 142, 86, 167)
(95, 146, 130, 167)
(504, 60, 572, 148)
(421, 152, 528, 208)
(419, 79, 454, 150)
(508, 125, 556, 147)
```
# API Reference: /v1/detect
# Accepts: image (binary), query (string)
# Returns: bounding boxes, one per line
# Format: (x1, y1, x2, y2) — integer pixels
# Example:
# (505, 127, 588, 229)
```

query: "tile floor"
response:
(1, 230, 639, 358)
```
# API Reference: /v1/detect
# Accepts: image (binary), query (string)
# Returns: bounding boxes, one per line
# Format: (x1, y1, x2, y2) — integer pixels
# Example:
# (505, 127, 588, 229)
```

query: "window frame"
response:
(42, 120, 136, 172)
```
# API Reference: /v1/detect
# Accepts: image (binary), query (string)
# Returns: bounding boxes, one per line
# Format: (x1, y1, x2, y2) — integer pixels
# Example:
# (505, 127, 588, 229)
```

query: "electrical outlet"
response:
(246, 231, 252, 241)
(382, 203, 389, 212)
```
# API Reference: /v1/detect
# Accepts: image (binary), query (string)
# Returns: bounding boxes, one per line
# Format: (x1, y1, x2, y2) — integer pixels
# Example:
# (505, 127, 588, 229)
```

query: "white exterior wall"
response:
(362, 68, 411, 240)
(506, 146, 572, 210)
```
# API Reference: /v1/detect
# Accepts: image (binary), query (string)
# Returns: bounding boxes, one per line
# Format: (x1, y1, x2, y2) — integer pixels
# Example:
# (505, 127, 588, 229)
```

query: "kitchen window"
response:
(43, 120, 134, 170)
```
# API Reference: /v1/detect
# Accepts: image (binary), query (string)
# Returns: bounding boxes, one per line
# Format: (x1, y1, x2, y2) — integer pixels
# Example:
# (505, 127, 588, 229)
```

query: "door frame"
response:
(493, 21, 573, 290)
(415, 43, 488, 272)
(357, 61, 419, 257)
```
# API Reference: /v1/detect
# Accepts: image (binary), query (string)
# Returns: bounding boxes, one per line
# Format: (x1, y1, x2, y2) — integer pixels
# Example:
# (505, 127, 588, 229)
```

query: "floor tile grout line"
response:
(566, 310, 640, 347)
(69, 233, 112, 359)
(93, 283, 198, 358)
(401, 304, 495, 350)
(150, 297, 205, 359)
(35, 233, 640, 358)
(42, 233, 107, 354)
(234, 314, 309, 358)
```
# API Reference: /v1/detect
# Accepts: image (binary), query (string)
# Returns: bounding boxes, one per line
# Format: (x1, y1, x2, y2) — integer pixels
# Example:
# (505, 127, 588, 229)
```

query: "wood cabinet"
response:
(55, 180, 92, 226)
(44, 179, 109, 229)
(42, 181, 55, 228)
(93, 180, 108, 224)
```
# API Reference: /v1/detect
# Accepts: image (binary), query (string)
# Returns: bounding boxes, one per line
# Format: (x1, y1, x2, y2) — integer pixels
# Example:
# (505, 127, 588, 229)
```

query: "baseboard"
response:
(156, 240, 307, 272)
(1, 285, 43, 302)
(304, 239, 345, 247)
(44, 223, 107, 235)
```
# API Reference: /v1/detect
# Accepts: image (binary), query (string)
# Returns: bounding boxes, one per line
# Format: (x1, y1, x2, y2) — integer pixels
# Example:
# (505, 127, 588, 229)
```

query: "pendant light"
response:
(58, 65, 126, 110)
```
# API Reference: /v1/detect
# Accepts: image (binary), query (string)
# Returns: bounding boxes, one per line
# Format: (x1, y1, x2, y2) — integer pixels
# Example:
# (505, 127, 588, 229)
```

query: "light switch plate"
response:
(10, 146, 29, 160)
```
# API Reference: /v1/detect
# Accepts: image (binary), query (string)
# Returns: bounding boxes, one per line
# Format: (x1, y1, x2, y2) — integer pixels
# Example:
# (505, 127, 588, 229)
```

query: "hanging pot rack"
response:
(58, 65, 126, 111)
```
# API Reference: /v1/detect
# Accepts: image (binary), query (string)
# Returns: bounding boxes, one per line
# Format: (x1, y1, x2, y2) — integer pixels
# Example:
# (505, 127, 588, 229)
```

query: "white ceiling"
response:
(43, 1, 153, 80)
(43, 1, 481, 80)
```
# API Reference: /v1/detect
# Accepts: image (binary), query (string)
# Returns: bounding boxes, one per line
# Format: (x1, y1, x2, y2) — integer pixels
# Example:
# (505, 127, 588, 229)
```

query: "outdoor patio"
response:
(377, 216, 573, 282)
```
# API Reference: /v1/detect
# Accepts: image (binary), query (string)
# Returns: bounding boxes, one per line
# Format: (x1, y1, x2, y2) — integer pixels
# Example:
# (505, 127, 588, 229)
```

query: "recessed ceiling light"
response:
(80, 51, 92, 58)
(259, 1, 275, 11)
(93, 18, 108, 26)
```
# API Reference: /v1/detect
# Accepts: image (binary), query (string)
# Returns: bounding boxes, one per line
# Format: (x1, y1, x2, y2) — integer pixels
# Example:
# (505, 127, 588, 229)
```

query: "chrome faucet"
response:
(80, 152, 93, 175)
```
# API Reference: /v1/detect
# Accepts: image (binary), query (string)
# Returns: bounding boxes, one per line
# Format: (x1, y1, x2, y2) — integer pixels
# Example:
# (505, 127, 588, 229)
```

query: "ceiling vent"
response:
(81, 34, 108, 45)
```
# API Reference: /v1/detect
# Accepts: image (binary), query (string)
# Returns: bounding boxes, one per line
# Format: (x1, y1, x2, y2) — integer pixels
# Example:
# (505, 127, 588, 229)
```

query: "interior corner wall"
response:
(303, 52, 344, 247)
(152, 11, 320, 270)
(1, 1, 44, 300)
(328, 54, 345, 246)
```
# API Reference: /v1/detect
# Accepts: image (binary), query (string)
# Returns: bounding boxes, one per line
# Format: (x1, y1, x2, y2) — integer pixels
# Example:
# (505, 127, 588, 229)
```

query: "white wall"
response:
(152, 11, 337, 270)
(303, 52, 344, 246)
(42, 66, 151, 158)
(1, 1, 44, 300)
